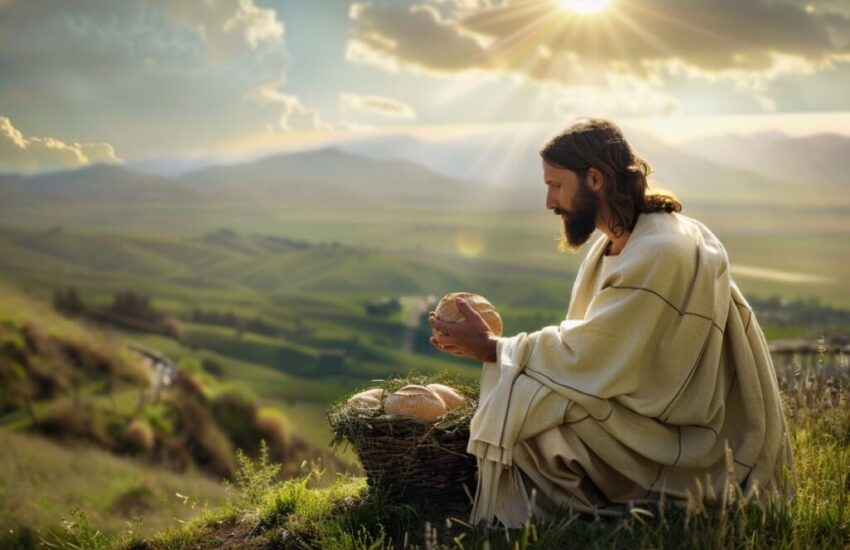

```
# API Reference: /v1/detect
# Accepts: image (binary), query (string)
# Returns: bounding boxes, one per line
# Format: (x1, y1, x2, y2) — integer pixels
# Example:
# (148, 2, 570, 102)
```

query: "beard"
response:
(554, 177, 600, 252)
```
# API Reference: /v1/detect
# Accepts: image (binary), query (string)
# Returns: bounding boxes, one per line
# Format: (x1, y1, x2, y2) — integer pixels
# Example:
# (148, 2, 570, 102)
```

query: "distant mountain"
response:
(0, 148, 491, 214)
(179, 147, 482, 206)
(337, 128, 804, 207)
(127, 155, 225, 177)
(683, 132, 850, 191)
(2, 131, 845, 226)
(0, 163, 200, 205)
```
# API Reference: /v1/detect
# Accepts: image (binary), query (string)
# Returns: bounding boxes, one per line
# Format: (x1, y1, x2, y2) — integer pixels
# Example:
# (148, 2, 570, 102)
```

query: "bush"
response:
(211, 390, 261, 456)
(255, 412, 288, 460)
(124, 419, 156, 453)
(200, 358, 225, 378)
(163, 392, 235, 479)
(37, 400, 114, 449)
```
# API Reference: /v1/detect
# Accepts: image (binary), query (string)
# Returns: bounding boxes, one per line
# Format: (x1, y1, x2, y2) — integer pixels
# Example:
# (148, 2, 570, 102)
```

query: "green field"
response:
(1, 198, 847, 307)
(0, 206, 843, 460)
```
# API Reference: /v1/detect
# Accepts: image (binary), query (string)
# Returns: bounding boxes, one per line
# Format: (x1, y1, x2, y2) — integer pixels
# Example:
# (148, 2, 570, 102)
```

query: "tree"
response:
(52, 288, 85, 316)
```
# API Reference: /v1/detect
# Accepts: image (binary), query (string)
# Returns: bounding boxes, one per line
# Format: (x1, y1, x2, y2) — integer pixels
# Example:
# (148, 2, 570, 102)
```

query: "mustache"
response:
(553, 207, 568, 216)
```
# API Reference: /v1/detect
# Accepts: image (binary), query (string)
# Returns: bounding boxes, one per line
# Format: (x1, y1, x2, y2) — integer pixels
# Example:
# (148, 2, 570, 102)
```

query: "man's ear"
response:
(587, 167, 604, 191)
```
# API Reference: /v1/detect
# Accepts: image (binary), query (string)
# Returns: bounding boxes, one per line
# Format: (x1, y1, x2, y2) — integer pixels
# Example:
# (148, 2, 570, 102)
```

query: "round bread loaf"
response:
(384, 384, 446, 422)
(426, 383, 465, 411)
(435, 292, 503, 336)
(347, 388, 384, 409)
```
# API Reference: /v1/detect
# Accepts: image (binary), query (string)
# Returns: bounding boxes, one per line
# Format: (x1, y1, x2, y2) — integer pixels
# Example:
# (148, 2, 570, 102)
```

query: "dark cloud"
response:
(349, 0, 850, 81)
(348, 2, 589, 83)
(349, 4, 486, 72)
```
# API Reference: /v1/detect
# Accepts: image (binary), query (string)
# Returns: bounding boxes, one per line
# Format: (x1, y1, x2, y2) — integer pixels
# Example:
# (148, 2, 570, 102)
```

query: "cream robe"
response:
(466, 211, 794, 528)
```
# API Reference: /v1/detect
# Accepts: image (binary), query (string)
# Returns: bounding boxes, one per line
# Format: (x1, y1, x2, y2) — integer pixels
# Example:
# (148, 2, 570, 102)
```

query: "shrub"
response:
(36, 400, 114, 449)
(255, 411, 288, 460)
(124, 419, 156, 453)
(163, 393, 235, 479)
(211, 390, 260, 456)
(227, 441, 281, 510)
(200, 357, 225, 378)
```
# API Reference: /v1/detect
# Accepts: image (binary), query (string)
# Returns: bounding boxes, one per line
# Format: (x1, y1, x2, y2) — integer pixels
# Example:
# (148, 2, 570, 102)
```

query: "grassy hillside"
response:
(0, 428, 229, 547)
(0, 285, 362, 544)
(117, 350, 849, 549)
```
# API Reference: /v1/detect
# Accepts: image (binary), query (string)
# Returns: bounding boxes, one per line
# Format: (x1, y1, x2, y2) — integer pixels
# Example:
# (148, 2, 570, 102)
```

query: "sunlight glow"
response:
(558, 0, 612, 15)
(455, 230, 486, 258)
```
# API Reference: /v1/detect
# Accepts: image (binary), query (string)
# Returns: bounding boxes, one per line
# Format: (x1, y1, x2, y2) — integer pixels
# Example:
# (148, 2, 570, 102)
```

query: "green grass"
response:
(113, 346, 850, 549)
(0, 428, 229, 545)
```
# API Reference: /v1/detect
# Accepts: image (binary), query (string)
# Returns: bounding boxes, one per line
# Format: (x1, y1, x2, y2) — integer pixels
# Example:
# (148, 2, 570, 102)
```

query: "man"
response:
(428, 118, 794, 529)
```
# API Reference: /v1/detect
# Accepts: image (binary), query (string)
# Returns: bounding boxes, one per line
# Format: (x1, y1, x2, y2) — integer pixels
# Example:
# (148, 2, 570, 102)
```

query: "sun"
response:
(557, 0, 612, 14)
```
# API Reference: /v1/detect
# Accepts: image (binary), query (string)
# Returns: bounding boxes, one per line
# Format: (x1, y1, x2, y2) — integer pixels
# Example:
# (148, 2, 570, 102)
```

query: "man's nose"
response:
(545, 189, 558, 210)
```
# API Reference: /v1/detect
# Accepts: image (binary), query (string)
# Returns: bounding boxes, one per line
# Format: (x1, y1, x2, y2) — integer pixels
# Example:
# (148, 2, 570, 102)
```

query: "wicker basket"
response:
(327, 374, 481, 511)
(351, 415, 478, 509)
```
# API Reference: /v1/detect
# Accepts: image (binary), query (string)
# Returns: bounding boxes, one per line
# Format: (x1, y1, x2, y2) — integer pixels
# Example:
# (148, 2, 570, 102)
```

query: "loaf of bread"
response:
(384, 384, 447, 422)
(435, 292, 503, 336)
(347, 388, 384, 409)
(426, 383, 465, 411)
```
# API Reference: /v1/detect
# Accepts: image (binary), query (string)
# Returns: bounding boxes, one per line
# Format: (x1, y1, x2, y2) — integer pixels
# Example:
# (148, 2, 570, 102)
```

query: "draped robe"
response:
(466, 211, 794, 528)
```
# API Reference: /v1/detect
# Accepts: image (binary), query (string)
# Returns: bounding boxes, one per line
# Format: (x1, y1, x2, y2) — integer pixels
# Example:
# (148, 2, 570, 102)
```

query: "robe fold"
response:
(466, 211, 794, 528)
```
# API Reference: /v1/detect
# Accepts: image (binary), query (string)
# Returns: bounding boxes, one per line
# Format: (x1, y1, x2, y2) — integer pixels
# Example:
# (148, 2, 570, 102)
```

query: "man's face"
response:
(542, 159, 601, 252)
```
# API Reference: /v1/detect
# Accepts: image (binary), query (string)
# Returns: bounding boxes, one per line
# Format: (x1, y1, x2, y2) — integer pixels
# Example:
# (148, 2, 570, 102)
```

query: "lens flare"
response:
(455, 230, 486, 258)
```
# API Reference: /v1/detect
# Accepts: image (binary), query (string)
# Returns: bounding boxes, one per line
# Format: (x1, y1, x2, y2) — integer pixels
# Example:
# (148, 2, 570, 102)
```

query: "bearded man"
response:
(428, 118, 794, 529)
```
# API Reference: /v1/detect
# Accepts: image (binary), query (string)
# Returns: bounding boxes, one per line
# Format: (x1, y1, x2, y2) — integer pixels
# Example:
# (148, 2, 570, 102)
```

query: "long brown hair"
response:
(540, 118, 682, 238)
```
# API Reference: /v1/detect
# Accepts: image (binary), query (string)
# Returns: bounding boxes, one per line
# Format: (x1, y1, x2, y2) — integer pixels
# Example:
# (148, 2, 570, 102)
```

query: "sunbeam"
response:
(558, 0, 612, 15)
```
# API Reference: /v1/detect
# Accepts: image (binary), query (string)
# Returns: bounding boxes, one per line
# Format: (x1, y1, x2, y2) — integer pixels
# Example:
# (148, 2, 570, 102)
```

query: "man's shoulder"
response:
(628, 212, 728, 277)
(630, 212, 696, 258)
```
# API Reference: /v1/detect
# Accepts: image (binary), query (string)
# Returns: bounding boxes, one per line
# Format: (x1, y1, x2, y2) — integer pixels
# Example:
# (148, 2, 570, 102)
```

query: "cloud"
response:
(338, 92, 417, 119)
(0, 115, 122, 174)
(254, 83, 333, 132)
(348, 0, 850, 85)
(149, 0, 285, 63)
(0, 0, 328, 162)
(348, 4, 488, 75)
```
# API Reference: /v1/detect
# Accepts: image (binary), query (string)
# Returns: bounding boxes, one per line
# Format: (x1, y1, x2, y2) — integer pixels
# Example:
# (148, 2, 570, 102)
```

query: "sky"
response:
(1, 0, 850, 173)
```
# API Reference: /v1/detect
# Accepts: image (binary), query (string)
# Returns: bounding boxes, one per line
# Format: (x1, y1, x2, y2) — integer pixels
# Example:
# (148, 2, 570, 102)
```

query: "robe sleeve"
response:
(504, 237, 723, 421)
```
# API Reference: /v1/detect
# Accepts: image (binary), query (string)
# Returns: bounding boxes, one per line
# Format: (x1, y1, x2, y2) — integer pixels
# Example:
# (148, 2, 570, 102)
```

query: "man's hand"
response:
(428, 297, 498, 363)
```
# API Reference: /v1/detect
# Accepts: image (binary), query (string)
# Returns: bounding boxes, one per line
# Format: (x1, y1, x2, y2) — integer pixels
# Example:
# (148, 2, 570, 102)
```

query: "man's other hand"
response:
(428, 297, 498, 363)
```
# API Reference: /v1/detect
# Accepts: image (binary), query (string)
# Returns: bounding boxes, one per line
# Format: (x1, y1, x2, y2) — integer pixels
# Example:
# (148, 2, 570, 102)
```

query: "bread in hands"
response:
(435, 292, 503, 336)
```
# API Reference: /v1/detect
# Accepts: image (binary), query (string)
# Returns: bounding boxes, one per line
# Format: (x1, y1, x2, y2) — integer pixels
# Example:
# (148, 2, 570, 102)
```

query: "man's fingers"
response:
(428, 313, 453, 334)
(430, 336, 461, 354)
(455, 298, 488, 329)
